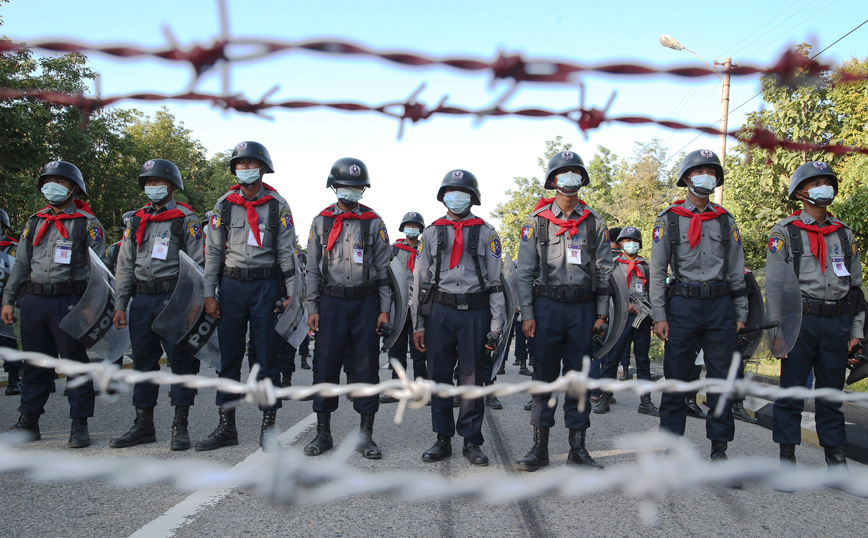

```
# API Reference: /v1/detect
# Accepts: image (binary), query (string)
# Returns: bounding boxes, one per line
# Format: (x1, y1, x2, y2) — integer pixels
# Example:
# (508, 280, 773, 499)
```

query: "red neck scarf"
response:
(668, 200, 728, 249)
(134, 202, 193, 246)
(0, 237, 17, 248)
(617, 255, 646, 288)
(432, 217, 485, 269)
(320, 204, 378, 252)
(790, 210, 842, 274)
(393, 238, 418, 272)
(33, 200, 93, 246)
(533, 197, 590, 238)
(227, 185, 276, 248)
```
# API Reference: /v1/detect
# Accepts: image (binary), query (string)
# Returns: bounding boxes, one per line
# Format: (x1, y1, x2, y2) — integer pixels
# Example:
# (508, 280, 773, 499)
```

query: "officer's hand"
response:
(485, 332, 500, 351)
(849, 338, 860, 353)
(736, 321, 746, 333)
(629, 304, 638, 315)
(112, 310, 127, 330)
(593, 318, 606, 337)
(205, 297, 220, 319)
(522, 319, 536, 339)
(276, 296, 292, 313)
(377, 312, 390, 332)
(654, 321, 669, 341)
(307, 313, 320, 332)
(413, 331, 426, 352)
(1, 305, 16, 325)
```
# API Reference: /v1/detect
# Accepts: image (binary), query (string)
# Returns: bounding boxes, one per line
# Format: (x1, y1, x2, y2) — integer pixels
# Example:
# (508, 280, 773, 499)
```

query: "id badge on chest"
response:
(152, 237, 170, 260)
(567, 244, 582, 265)
(831, 256, 850, 277)
(54, 241, 72, 264)
(632, 279, 644, 293)
(353, 245, 364, 264)
(247, 217, 264, 247)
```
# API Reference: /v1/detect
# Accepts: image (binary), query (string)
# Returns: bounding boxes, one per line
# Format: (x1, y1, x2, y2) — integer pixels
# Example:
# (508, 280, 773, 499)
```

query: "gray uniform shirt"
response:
(649, 200, 748, 323)
(392, 239, 419, 297)
(305, 204, 392, 315)
(411, 213, 505, 334)
(766, 211, 864, 339)
(203, 185, 297, 298)
(615, 253, 650, 302)
(114, 201, 205, 311)
(2, 203, 106, 306)
(516, 201, 613, 321)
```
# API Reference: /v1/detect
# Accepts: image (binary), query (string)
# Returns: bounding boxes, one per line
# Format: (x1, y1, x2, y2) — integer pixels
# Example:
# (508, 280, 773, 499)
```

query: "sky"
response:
(2, 0, 867, 239)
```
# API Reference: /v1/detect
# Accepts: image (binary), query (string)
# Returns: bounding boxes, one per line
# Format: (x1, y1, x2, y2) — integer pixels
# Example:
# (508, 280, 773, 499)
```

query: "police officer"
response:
(412, 170, 505, 466)
(381, 211, 427, 404)
(594, 226, 658, 417)
(110, 159, 203, 451)
(767, 161, 863, 467)
(1, 161, 105, 448)
(0, 208, 21, 395)
(106, 210, 136, 274)
(515, 150, 611, 472)
(650, 149, 748, 461)
(303, 158, 391, 459)
(198, 141, 297, 451)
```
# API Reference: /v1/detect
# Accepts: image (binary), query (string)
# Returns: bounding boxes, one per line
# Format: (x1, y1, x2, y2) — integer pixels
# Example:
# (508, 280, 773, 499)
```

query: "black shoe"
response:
(300, 355, 311, 370)
(528, 357, 534, 367)
(592, 392, 612, 414)
(518, 364, 532, 376)
(260, 409, 278, 451)
(590, 394, 601, 404)
(650, 372, 663, 381)
(485, 394, 503, 410)
(422, 434, 452, 462)
(346, 373, 355, 401)
(379, 394, 398, 404)
(567, 429, 603, 469)
(462, 441, 489, 466)
(453, 395, 461, 408)
(824, 446, 847, 468)
(779, 443, 796, 464)
(303, 412, 333, 456)
(497, 362, 506, 375)
(523, 399, 532, 411)
(68, 418, 90, 448)
(195, 408, 238, 451)
(357, 414, 382, 460)
(732, 401, 757, 424)
(5, 371, 22, 396)
(512, 358, 520, 366)
(710, 441, 728, 461)
(516, 426, 549, 472)
(685, 395, 707, 419)
(619, 369, 630, 381)
(170, 406, 191, 451)
(638, 394, 659, 417)
(9, 412, 40, 441)
(110, 407, 156, 448)
(279, 373, 292, 389)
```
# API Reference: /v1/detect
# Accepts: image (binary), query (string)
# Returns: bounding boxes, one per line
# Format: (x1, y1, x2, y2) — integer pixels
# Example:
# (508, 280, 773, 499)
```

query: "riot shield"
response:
(380, 256, 409, 352)
(194, 327, 222, 371)
(594, 269, 630, 359)
(0, 251, 17, 341)
(275, 251, 307, 344)
(59, 248, 116, 348)
(489, 251, 518, 381)
(736, 270, 765, 360)
(151, 250, 218, 356)
(763, 263, 802, 358)
(88, 324, 130, 362)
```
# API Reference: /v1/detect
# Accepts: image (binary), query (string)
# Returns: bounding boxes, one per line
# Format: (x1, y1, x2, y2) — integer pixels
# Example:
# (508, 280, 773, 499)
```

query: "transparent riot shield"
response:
(380, 256, 410, 353)
(489, 251, 517, 381)
(59, 248, 116, 348)
(275, 251, 307, 344)
(594, 269, 630, 360)
(194, 327, 222, 371)
(736, 270, 765, 360)
(763, 262, 803, 358)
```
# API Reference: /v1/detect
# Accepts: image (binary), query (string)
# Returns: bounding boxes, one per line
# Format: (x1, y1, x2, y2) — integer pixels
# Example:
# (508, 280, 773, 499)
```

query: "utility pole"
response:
(713, 57, 734, 205)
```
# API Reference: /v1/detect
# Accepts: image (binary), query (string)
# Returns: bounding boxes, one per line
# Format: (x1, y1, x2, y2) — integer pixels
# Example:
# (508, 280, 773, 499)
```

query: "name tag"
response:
(247, 229, 263, 247)
(152, 238, 170, 260)
(54, 244, 72, 264)
(567, 244, 582, 265)
(831, 256, 850, 277)
(633, 280, 644, 293)
(353, 245, 364, 264)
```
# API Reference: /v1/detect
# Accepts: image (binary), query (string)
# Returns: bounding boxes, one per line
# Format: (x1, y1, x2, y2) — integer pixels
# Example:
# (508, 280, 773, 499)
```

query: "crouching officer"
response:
(1, 161, 105, 448)
(198, 141, 297, 451)
(0, 208, 22, 396)
(110, 159, 203, 451)
(768, 161, 863, 467)
(303, 158, 391, 459)
(515, 150, 611, 472)
(650, 149, 748, 461)
(412, 170, 504, 466)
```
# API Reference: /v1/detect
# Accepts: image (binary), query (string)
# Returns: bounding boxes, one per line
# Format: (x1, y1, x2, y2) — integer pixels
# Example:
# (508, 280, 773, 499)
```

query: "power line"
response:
(728, 0, 820, 59)
(741, 0, 839, 61)
(718, 0, 806, 59)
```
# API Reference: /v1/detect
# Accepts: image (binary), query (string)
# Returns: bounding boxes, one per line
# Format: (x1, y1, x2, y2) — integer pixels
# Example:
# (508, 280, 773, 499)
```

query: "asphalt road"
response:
(1, 351, 866, 538)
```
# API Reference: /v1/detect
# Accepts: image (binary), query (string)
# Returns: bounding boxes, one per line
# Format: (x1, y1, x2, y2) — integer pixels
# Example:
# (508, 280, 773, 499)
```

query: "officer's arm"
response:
(485, 230, 505, 335)
(649, 217, 670, 322)
(595, 219, 613, 317)
(114, 224, 137, 311)
(1, 222, 32, 306)
(373, 220, 392, 313)
(203, 202, 226, 298)
(409, 237, 424, 329)
(305, 220, 323, 315)
(848, 229, 864, 340)
(727, 218, 748, 323)
(276, 204, 297, 295)
(184, 216, 205, 267)
(87, 218, 107, 265)
(516, 220, 538, 320)
(412, 229, 434, 333)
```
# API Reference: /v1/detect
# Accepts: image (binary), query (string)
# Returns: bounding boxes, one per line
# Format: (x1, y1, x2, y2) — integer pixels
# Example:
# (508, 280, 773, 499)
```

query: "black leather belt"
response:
(802, 297, 848, 317)
(224, 266, 280, 281)
(533, 285, 594, 303)
(321, 284, 378, 299)
(135, 278, 178, 295)
(668, 282, 730, 299)
(23, 281, 87, 296)
(433, 289, 490, 310)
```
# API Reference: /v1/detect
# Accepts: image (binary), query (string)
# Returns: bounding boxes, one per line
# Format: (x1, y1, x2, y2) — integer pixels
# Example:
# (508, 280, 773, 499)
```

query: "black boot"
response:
(824, 446, 847, 467)
(346, 373, 354, 401)
(528, 356, 534, 367)
(516, 426, 549, 472)
(357, 414, 382, 460)
(497, 361, 506, 375)
(260, 409, 278, 451)
(110, 407, 156, 448)
(68, 418, 90, 448)
(462, 440, 489, 466)
(422, 434, 452, 462)
(685, 393, 707, 419)
(779, 443, 796, 464)
(732, 400, 757, 424)
(194, 408, 238, 451)
(567, 429, 603, 469)
(453, 395, 461, 408)
(484, 385, 502, 410)
(5, 370, 22, 396)
(300, 355, 311, 370)
(513, 356, 520, 366)
(619, 367, 631, 381)
(592, 392, 612, 414)
(9, 412, 40, 441)
(279, 373, 291, 389)
(638, 394, 659, 417)
(304, 412, 333, 456)
(170, 405, 191, 451)
(523, 399, 532, 411)
(380, 393, 398, 404)
(710, 441, 728, 461)
(518, 360, 532, 376)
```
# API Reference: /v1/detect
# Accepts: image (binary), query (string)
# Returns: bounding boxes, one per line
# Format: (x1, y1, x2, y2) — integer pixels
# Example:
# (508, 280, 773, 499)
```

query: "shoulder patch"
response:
(87, 222, 103, 242)
(489, 234, 502, 259)
(378, 221, 389, 243)
(280, 208, 294, 230)
(602, 225, 609, 244)
(416, 237, 424, 259)
(210, 211, 221, 230)
(768, 231, 786, 253)
(652, 220, 665, 243)
(8, 245, 16, 257)
(308, 226, 315, 246)
(188, 220, 203, 240)
(853, 242, 859, 258)
(732, 227, 741, 246)
(122, 227, 130, 241)
(521, 222, 535, 242)
(21, 223, 29, 241)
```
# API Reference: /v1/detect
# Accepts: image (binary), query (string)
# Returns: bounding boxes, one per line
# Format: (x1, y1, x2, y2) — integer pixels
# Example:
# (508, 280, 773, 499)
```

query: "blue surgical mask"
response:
(806, 185, 835, 205)
(336, 187, 363, 203)
(404, 228, 421, 239)
(556, 171, 583, 190)
(41, 182, 70, 204)
(236, 169, 261, 185)
(688, 174, 717, 197)
(622, 241, 640, 255)
(144, 185, 169, 203)
(443, 191, 472, 215)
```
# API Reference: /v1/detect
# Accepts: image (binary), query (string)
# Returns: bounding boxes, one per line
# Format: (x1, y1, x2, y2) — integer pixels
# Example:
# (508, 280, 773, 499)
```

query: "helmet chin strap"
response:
(797, 190, 832, 207)
(555, 187, 579, 197)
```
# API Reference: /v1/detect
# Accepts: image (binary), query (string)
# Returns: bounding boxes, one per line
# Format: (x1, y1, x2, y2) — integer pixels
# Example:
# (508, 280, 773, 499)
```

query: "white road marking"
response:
(128, 412, 317, 538)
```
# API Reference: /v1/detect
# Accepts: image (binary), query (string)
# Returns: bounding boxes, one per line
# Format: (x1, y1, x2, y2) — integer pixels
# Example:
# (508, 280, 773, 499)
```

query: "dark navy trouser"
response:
(248, 336, 295, 374)
(2, 336, 20, 373)
(217, 276, 282, 411)
(18, 293, 94, 418)
(129, 291, 200, 408)
(601, 314, 652, 381)
(388, 308, 427, 379)
(426, 302, 489, 444)
(530, 297, 595, 430)
(313, 294, 380, 415)
(773, 312, 848, 447)
(659, 295, 736, 442)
